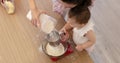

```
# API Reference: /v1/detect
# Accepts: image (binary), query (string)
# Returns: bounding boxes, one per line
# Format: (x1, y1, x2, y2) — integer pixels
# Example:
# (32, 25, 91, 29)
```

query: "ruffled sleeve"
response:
(74, 21, 94, 37)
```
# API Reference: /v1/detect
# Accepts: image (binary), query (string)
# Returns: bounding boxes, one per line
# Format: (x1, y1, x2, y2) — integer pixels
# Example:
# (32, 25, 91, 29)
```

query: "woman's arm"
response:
(28, 0, 46, 27)
(28, 0, 40, 27)
(29, 0, 37, 10)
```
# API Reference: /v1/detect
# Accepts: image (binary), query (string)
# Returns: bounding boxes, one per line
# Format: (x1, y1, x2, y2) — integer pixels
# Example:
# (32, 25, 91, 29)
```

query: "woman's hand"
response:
(31, 9, 46, 27)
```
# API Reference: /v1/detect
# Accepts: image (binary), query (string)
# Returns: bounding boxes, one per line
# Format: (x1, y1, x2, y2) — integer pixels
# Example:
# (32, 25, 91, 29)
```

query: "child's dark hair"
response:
(62, 0, 91, 24)
(62, 0, 92, 24)
(69, 7, 91, 24)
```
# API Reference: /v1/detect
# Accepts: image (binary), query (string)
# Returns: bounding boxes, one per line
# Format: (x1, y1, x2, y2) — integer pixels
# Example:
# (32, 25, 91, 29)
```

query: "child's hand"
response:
(59, 28, 69, 42)
(60, 32, 69, 42)
(76, 44, 84, 51)
(31, 9, 46, 27)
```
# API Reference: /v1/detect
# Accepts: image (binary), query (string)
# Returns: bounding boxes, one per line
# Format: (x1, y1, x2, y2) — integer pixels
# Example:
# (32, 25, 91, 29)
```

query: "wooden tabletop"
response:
(0, 0, 93, 63)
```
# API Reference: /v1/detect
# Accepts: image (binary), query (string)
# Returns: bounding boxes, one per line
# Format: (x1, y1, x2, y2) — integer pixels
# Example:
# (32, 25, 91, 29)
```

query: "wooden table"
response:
(0, 0, 93, 63)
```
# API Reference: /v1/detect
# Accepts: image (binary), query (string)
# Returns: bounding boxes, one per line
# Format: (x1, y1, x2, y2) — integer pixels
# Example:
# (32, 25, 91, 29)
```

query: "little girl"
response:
(60, 7, 96, 53)
(28, 0, 93, 27)
(0, 0, 15, 14)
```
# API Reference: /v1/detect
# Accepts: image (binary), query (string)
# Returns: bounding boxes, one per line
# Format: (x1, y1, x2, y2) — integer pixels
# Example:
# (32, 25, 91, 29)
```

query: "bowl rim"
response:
(42, 42, 68, 57)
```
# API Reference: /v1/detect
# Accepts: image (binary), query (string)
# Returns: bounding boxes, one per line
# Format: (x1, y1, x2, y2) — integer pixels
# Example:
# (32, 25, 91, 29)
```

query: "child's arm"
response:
(76, 30, 96, 51)
(60, 22, 73, 32)
(60, 22, 73, 41)
(82, 30, 96, 49)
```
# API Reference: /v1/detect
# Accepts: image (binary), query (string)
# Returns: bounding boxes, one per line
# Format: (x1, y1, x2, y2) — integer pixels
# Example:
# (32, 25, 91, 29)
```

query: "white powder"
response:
(40, 14, 56, 33)
(41, 20, 54, 33)
(46, 43, 65, 56)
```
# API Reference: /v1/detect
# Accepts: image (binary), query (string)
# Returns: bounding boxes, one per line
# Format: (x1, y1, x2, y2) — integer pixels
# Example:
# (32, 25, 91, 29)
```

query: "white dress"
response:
(73, 21, 95, 52)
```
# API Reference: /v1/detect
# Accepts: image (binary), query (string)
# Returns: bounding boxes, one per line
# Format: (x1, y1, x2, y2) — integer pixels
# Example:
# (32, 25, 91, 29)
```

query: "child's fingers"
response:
(62, 34, 69, 41)
(60, 33, 67, 41)
(63, 28, 67, 32)
(76, 45, 83, 51)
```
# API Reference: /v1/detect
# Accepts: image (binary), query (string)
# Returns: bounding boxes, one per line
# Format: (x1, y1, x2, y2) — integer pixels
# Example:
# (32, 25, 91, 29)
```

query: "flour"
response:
(40, 14, 56, 33)
(41, 20, 54, 33)
(46, 43, 65, 56)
